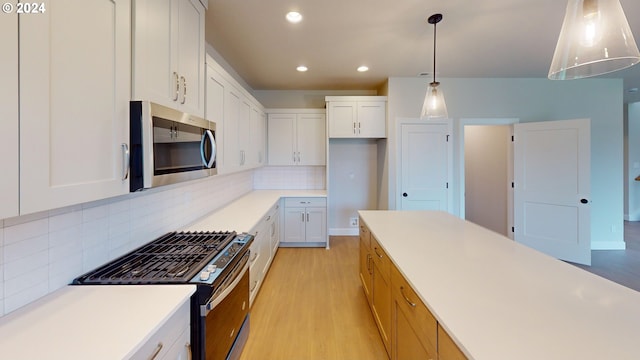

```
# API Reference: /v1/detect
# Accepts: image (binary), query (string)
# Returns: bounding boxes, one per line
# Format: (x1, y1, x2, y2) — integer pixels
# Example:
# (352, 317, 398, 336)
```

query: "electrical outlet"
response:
(350, 217, 359, 227)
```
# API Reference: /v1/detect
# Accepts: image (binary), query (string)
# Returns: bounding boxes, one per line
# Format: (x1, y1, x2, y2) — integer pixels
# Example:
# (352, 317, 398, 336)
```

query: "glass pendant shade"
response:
(420, 82, 448, 119)
(549, 0, 640, 80)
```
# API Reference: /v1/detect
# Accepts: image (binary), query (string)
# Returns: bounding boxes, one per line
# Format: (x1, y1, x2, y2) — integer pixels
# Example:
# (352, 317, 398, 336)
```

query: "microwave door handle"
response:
(121, 143, 130, 180)
(201, 130, 216, 168)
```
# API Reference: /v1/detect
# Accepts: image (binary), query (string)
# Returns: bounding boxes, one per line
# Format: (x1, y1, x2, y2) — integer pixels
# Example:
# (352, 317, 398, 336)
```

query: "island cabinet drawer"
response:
(359, 219, 371, 249)
(438, 324, 468, 360)
(284, 197, 326, 207)
(370, 235, 390, 281)
(391, 265, 437, 357)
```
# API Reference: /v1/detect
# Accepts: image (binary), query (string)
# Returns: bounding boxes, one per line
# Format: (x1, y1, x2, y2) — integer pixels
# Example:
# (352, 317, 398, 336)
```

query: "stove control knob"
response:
(207, 264, 217, 272)
(200, 271, 211, 281)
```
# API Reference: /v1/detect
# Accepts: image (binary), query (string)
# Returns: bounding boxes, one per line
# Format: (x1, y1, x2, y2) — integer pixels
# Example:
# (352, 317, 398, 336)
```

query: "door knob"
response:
(580, 199, 589, 204)
(402, 192, 408, 197)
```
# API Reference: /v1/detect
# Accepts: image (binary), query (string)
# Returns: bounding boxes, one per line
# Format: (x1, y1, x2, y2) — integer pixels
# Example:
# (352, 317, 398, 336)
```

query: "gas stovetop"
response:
(73, 231, 243, 285)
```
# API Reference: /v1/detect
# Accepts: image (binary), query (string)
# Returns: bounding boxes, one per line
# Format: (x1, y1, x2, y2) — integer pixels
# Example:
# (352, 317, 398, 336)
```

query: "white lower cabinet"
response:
(282, 197, 327, 246)
(131, 298, 191, 360)
(249, 202, 280, 306)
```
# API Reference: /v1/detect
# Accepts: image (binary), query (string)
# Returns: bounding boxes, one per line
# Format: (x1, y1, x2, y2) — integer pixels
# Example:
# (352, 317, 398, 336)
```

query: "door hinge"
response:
(511, 135, 514, 142)
(511, 182, 514, 188)
(512, 226, 515, 233)
(446, 182, 449, 189)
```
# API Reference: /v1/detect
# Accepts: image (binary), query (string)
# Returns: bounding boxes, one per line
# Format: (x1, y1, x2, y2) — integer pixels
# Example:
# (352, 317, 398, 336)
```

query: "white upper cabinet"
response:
(205, 57, 266, 174)
(326, 96, 387, 138)
(0, 10, 18, 219)
(132, 0, 205, 117)
(19, 0, 131, 215)
(267, 110, 326, 166)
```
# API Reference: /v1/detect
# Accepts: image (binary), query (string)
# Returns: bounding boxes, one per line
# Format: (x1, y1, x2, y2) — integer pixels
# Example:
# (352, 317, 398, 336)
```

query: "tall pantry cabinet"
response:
(0, 10, 18, 219)
(19, 0, 131, 215)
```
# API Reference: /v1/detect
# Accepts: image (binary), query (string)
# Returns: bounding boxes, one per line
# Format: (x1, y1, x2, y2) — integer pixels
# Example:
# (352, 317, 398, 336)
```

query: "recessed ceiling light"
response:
(357, 66, 369, 72)
(296, 65, 308, 72)
(286, 11, 302, 23)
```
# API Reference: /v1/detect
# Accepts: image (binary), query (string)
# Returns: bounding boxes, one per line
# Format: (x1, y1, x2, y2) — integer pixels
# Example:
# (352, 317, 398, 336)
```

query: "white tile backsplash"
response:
(0, 170, 254, 316)
(0, 167, 323, 316)
(253, 166, 326, 190)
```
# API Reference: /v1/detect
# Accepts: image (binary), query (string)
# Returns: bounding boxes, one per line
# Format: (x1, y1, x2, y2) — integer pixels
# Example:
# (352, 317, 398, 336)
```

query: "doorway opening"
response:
(459, 118, 518, 239)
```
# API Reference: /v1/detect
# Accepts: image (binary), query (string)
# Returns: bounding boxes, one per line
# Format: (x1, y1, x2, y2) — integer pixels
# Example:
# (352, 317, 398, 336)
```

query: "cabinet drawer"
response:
(391, 265, 437, 356)
(370, 236, 390, 282)
(359, 219, 371, 249)
(437, 324, 467, 360)
(284, 197, 326, 208)
(130, 300, 190, 360)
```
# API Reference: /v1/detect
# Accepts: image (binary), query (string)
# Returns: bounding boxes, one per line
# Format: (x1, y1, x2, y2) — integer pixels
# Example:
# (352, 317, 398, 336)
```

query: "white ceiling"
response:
(204, 0, 640, 103)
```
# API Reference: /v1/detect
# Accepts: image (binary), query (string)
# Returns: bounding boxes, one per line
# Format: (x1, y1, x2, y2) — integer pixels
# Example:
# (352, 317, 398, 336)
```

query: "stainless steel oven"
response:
(130, 101, 217, 192)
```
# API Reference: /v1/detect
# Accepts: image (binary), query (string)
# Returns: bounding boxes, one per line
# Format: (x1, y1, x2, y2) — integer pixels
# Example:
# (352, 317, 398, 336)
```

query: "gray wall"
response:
(387, 77, 625, 249)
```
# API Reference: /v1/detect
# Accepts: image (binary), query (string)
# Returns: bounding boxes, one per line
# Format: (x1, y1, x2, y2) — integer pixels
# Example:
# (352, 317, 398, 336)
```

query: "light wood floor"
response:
(239, 236, 387, 360)
(573, 221, 640, 292)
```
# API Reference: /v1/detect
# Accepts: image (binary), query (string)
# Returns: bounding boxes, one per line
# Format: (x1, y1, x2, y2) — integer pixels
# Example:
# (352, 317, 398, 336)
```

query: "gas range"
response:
(73, 230, 254, 360)
(73, 231, 252, 287)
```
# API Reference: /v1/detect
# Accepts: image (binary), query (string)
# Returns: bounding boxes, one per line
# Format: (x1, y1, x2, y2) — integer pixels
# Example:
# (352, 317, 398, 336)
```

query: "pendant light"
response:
(421, 13, 448, 119)
(549, 0, 640, 80)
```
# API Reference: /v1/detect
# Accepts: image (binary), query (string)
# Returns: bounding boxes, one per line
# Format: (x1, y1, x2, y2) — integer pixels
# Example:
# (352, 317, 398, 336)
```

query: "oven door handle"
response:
(200, 255, 249, 316)
(200, 129, 216, 169)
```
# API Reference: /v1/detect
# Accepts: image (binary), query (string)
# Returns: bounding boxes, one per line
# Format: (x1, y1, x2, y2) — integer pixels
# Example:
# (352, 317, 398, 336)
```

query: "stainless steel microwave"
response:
(129, 101, 217, 192)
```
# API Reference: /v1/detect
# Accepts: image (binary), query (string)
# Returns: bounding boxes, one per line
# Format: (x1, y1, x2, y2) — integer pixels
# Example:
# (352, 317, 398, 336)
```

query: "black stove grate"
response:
(73, 231, 236, 284)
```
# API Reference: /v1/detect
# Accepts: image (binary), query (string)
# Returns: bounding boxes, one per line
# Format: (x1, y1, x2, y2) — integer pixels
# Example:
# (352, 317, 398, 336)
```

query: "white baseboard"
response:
(591, 241, 626, 250)
(329, 228, 359, 236)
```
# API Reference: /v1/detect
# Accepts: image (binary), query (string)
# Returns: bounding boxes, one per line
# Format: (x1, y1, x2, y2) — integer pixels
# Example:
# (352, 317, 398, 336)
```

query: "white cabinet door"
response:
(305, 207, 327, 243)
(283, 208, 306, 243)
(328, 102, 357, 138)
(247, 105, 265, 168)
(205, 63, 225, 168)
(132, 0, 204, 117)
(0, 10, 18, 219)
(19, 0, 131, 215)
(267, 113, 296, 165)
(297, 113, 326, 165)
(239, 99, 251, 167)
(327, 98, 386, 138)
(223, 86, 242, 173)
(131, 0, 174, 107)
(176, 0, 205, 116)
(358, 102, 386, 138)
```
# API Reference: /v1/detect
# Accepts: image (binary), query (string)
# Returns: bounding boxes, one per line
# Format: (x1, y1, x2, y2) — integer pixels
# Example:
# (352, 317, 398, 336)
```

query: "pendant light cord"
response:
(433, 20, 437, 84)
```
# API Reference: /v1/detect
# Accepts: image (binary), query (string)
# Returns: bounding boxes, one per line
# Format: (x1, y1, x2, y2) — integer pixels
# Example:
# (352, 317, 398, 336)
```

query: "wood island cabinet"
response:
(359, 216, 467, 360)
(370, 236, 392, 355)
(391, 264, 437, 360)
(359, 223, 373, 304)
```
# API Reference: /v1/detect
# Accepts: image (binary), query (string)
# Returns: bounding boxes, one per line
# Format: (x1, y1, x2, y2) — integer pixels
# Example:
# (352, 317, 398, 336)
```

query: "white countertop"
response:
(0, 285, 195, 360)
(186, 190, 326, 232)
(359, 210, 640, 360)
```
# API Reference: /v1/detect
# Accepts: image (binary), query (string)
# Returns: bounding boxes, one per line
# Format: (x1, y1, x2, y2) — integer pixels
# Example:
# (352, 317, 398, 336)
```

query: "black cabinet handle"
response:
(402, 192, 408, 197)
(580, 199, 589, 204)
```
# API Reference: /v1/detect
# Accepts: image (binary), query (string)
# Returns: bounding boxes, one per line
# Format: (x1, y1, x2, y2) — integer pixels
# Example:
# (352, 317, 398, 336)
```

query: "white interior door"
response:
(400, 123, 450, 211)
(514, 119, 591, 265)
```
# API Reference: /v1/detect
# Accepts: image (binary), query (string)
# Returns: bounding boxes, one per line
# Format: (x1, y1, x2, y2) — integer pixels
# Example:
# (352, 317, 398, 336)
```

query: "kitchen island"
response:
(359, 210, 640, 359)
